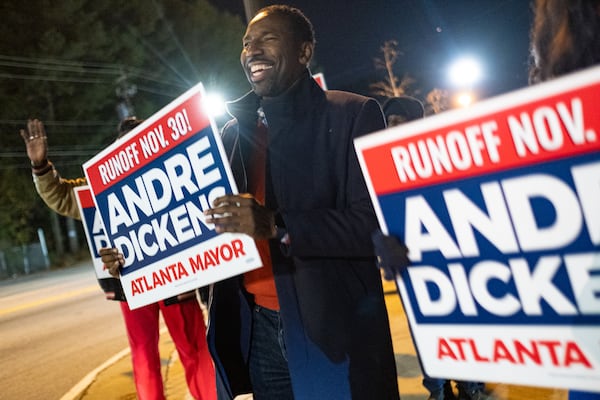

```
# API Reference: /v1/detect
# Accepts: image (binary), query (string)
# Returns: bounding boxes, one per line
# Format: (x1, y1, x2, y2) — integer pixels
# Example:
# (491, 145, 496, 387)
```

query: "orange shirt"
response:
(243, 239, 279, 310)
(243, 119, 279, 310)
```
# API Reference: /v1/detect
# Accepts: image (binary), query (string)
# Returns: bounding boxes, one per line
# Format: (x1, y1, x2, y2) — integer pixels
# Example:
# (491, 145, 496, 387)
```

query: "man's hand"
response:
(19, 119, 48, 167)
(99, 247, 125, 278)
(372, 229, 410, 280)
(204, 194, 276, 240)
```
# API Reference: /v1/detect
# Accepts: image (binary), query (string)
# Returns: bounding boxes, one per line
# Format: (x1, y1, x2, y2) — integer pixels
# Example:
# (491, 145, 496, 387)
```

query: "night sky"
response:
(213, 0, 534, 102)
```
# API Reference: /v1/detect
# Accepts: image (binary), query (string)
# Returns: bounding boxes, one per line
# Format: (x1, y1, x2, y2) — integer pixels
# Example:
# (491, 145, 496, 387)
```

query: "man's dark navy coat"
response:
(208, 71, 400, 400)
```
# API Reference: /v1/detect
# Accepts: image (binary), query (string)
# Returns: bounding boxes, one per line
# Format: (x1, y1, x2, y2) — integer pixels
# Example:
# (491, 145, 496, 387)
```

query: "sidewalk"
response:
(69, 279, 568, 400)
(67, 324, 192, 400)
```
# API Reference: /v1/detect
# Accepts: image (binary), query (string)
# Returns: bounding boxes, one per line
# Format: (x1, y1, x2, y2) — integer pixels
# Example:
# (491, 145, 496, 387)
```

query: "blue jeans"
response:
(249, 305, 294, 400)
(423, 376, 484, 395)
(569, 391, 600, 400)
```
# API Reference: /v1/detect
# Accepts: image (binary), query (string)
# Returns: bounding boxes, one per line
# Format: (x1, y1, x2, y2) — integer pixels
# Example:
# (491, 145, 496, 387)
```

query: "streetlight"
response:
(448, 56, 483, 108)
(455, 92, 474, 108)
(448, 57, 483, 87)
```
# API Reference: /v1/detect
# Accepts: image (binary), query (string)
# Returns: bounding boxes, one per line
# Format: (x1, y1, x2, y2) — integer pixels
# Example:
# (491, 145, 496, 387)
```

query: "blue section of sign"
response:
(94, 127, 231, 275)
(81, 206, 102, 257)
(380, 153, 599, 325)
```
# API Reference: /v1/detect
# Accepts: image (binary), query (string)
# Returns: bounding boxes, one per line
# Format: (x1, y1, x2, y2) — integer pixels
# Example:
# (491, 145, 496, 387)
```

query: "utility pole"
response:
(242, 0, 268, 23)
(115, 72, 137, 120)
(45, 91, 65, 257)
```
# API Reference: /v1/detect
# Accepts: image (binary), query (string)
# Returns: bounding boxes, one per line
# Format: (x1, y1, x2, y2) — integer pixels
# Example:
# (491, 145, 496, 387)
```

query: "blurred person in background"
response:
(529, 0, 600, 398)
(20, 118, 216, 400)
(528, 0, 600, 84)
(381, 95, 424, 127)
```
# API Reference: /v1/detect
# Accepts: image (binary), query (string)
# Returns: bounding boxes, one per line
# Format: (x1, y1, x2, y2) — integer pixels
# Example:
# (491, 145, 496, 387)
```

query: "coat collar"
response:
(225, 70, 326, 130)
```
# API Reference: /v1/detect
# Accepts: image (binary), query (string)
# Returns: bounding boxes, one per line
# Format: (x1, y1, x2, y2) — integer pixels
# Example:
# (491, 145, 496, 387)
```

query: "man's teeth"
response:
(250, 64, 272, 73)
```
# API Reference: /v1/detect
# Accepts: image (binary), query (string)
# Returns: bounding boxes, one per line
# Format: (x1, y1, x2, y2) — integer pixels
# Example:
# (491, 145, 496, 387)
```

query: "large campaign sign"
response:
(355, 66, 600, 392)
(83, 83, 261, 309)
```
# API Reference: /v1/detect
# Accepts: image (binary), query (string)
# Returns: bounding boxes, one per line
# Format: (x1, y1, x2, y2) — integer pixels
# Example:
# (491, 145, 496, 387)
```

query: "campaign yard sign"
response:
(74, 185, 112, 280)
(83, 83, 261, 309)
(354, 66, 600, 392)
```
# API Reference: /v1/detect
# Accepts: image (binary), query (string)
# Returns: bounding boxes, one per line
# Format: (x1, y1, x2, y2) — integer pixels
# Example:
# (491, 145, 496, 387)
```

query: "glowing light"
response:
(456, 92, 474, 107)
(203, 93, 227, 117)
(448, 57, 483, 87)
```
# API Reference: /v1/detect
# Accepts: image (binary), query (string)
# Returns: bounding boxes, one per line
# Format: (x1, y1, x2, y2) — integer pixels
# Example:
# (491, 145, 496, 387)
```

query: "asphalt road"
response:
(0, 261, 129, 400)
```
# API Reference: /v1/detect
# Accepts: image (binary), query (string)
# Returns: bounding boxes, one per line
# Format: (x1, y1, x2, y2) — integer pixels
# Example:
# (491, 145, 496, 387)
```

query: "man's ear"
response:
(299, 41, 314, 66)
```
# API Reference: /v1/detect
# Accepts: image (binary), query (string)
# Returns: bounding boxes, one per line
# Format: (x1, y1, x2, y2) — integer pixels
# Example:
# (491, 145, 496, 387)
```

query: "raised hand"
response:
(20, 119, 48, 167)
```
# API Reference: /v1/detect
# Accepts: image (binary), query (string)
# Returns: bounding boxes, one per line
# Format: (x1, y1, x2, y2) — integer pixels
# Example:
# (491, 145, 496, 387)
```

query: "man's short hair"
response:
(256, 5, 316, 47)
(117, 116, 143, 138)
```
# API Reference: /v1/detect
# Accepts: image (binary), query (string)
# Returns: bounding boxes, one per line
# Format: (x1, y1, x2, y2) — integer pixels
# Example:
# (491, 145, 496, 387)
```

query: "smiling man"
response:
(204, 5, 400, 400)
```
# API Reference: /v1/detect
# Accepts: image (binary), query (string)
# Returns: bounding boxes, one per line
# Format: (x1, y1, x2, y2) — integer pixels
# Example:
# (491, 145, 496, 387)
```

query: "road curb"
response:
(59, 347, 131, 400)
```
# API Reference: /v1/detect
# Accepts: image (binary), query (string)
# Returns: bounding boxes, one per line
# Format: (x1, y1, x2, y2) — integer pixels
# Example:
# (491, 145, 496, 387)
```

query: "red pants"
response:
(120, 298, 216, 400)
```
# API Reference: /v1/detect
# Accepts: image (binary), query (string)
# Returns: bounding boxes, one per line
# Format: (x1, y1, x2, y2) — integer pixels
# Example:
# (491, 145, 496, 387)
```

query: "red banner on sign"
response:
(362, 81, 600, 195)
